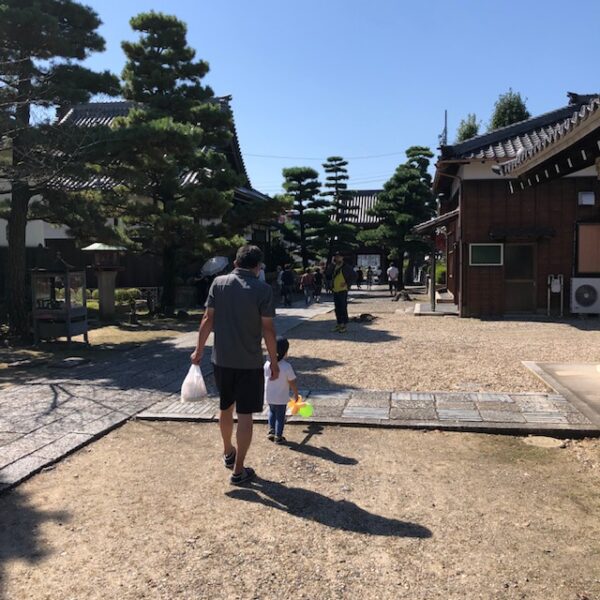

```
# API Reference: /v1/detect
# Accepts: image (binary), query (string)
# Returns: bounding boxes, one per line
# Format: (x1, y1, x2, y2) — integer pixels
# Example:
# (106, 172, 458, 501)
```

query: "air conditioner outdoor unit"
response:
(571, 277, 600, 313)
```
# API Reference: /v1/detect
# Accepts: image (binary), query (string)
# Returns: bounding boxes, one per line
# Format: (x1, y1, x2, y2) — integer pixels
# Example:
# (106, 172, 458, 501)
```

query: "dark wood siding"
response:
(460, 177, 600, 316)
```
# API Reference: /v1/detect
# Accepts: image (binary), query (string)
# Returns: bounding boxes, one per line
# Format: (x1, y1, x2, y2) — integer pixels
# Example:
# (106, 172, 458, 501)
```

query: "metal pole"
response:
(430, 242, 436, 312)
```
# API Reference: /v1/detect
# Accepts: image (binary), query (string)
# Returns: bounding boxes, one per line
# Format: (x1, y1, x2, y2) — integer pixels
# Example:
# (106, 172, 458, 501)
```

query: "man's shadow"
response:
(226, 478, 431, 538)
(284, 424, 358, 466)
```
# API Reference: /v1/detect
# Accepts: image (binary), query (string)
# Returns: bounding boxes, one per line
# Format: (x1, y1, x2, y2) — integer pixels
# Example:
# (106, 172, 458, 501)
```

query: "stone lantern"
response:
(82, 243, 125, 321)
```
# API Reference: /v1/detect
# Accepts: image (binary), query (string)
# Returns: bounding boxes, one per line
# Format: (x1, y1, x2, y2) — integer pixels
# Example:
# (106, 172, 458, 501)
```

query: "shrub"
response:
(114, 288, 142, 304)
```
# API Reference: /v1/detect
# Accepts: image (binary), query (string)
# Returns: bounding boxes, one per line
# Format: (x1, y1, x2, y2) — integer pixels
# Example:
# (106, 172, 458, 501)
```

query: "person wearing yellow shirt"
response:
(326, 252, 356, 333)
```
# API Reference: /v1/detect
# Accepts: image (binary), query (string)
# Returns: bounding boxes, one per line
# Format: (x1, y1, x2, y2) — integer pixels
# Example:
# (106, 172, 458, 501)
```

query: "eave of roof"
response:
(412, 208, 459, 235)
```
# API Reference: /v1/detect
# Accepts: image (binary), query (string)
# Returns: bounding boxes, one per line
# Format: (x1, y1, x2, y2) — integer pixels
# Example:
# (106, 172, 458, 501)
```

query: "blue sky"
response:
(83, 0, 600, 195)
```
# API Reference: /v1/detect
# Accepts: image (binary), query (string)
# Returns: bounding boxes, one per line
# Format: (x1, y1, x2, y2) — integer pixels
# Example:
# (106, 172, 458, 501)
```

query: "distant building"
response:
(340, 189, 387, 270)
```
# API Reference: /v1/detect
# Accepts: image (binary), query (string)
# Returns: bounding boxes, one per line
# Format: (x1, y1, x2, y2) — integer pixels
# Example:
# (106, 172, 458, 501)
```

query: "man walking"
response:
(280, 264, 294, 307)
(387, 262, 400, 296)
(326, 252, 355, 333)
(191, 245, 279, 485)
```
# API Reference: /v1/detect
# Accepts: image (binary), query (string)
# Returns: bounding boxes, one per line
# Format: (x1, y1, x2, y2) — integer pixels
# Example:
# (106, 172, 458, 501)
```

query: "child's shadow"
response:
(285, 423, 358, 466)
(226, 478, 432, 538)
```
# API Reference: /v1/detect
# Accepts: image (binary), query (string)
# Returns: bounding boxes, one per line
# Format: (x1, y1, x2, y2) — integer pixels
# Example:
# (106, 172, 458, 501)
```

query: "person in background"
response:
(366, 266, 374, 290)
(258, 263, 266, 282)
(280, 264, 294, 307)
(313, 267, 323, 303)
(387, 262, 400, 296)
(356, 267, 364, 290)
(326, 252, 355, 333)
(275, 265, 283, 300)
(300, 268, 315, 307)
(190, 245, 279, 486)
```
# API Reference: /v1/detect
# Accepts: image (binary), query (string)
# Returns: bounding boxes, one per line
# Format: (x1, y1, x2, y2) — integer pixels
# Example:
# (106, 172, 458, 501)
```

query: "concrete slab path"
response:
(137, 389, 599, 437)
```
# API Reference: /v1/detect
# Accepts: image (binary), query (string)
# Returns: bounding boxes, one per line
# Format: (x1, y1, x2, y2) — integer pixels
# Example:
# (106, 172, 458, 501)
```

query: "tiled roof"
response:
(59, 97, 251, 187)
(54, 99, 268, 200)
(58, 101, 133, 127)
(499, 96, 600, 176)
(345, 189, 382, 225)
(442, 93, 600, 161)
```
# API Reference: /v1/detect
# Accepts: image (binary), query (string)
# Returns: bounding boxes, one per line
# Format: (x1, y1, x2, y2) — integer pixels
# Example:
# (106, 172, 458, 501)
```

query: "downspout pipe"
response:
(434, 169, 463, 315)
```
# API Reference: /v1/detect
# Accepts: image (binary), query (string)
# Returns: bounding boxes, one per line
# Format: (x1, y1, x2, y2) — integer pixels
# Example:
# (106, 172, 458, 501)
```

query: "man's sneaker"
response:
(332, 324, 341, 332)
(274, 436, 287, 445)
(230, 467, 256, 486)
(267, 429, 275, 441)
(339, 325, 347, 333)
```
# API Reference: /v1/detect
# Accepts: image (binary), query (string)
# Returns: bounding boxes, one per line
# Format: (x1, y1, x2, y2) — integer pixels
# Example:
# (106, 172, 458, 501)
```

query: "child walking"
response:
(264, 337, 299, 444)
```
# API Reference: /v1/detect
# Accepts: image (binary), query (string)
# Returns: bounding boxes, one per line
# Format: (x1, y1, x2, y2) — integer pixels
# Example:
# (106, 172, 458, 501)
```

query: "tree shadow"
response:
(226, 478, 431, 538)
(284, 424, 358, 465)
(0, 475, 70, 598)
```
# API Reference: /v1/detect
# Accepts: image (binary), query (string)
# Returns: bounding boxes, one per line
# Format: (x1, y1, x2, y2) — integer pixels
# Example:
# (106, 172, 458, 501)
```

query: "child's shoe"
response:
(274, 435, 287, 445)
(267, 429, 275, 441)
(332, 324, 341, 332)
(339, 325, 347, 333)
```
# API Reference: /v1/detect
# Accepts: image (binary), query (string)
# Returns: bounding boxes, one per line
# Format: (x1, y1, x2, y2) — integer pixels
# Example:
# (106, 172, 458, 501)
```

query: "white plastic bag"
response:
(180, 364, 207, 402)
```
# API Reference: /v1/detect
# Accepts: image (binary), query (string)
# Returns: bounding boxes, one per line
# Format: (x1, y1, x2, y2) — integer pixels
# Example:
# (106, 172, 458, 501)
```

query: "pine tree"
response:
(489, 89, 530, 131)
(321, 156, 358, 258)
(104, 12, 240, 313)
(456, 113, 480, 142)
(0, 0, 119, 336)
(279, 167, 326, 268)
(358, 146, 435, 288)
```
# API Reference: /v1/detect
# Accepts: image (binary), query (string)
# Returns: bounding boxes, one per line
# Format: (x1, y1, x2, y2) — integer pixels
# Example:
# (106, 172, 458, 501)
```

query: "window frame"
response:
(469, 243, 504, 267)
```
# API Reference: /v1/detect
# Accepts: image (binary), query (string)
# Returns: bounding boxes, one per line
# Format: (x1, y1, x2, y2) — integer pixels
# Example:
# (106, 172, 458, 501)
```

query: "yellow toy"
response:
(288, 395, 314, 417)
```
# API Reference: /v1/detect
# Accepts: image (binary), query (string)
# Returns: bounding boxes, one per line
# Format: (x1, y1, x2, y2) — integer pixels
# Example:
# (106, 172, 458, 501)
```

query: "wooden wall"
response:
(460, 177, 600, 316)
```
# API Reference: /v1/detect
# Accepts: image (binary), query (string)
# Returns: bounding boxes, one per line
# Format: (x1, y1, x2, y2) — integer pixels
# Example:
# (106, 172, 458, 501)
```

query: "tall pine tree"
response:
(279, 167, 326, 268)
(358, 146, 435, 287)
(321, 156, 358, 259)
(104, 12, 240, 313)
(0, 0, 119, 336)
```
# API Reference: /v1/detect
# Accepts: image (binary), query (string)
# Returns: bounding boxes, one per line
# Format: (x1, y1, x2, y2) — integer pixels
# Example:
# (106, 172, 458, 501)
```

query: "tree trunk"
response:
(7, 185, 30, 338)
(161, 244, 177, 316)
(299, 213, 308, 269)
(404, 252, 415, 286)
(396, 245, 406, 291)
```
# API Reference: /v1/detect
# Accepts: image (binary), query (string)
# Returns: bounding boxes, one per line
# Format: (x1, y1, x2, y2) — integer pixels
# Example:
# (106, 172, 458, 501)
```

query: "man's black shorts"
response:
(213, 365, 264, 414)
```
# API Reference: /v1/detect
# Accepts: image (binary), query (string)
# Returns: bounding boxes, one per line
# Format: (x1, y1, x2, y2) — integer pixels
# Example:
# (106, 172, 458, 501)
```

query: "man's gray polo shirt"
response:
(206, 268, 275, 369)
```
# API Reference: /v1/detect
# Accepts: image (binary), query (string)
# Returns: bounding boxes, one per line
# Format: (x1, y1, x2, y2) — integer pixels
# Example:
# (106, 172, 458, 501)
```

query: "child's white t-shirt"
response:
(264, 359, 296, 405)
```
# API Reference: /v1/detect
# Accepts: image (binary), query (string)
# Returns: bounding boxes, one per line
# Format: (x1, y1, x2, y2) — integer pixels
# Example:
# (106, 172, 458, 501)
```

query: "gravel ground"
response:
(289, 291, 600, 392)
(2, 421, 599, 600)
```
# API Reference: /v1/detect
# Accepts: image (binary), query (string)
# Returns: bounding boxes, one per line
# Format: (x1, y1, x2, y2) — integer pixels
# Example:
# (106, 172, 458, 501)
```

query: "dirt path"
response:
(2, 421, 599, 599)
(287, 292, 600, 392)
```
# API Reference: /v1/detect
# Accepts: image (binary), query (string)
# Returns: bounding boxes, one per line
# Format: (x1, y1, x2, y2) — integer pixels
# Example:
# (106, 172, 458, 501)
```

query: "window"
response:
(578, 223, 600, 273)
(469, 243, 503, 266)
(578, 191, 595, 206)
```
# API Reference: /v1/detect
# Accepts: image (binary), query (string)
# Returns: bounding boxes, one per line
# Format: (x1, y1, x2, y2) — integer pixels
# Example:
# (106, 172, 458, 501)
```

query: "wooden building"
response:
(415, 92, 600, 317)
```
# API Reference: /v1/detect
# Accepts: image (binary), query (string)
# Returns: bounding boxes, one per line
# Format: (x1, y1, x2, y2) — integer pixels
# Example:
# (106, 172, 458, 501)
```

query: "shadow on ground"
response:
(285, 424, 358, 465)
(226, 478, 431, 538)
(0, 474, 70, 598)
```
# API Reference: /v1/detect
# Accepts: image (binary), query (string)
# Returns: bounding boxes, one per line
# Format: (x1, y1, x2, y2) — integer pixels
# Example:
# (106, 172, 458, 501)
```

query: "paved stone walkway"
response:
(137, 389, 599, 435)
(0, 303, 331, 491)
